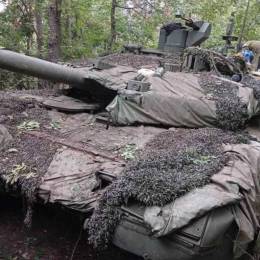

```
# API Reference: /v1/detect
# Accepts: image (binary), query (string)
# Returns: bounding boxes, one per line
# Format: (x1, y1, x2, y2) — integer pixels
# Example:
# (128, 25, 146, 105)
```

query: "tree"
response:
(34, 0, 44, 57)
(47, 0, 62, 61)
(108, 0, 117, 52)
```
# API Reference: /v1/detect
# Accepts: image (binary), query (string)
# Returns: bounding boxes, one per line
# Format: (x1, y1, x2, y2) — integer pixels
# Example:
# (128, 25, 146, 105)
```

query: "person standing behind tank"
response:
(243, 41, 260, 71)
(242, 45, 254, 64)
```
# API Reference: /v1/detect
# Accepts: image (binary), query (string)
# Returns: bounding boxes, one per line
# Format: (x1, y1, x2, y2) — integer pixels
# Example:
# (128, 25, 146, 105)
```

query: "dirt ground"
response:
(0, 195, 139, 260)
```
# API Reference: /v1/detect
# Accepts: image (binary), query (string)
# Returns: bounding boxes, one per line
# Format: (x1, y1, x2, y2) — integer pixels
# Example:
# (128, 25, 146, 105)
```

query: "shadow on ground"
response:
(0, 195, 139, 260)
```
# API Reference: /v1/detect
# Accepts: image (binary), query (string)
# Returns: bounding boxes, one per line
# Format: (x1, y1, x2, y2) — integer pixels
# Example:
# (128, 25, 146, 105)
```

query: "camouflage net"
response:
(0, 94, 60, 227)
(183, 47, 243, 75)
(199, 73, 249, 130)
(241, 74, 260, 100)
(87, 128, 249, 249)
(100, 53, 182, 69)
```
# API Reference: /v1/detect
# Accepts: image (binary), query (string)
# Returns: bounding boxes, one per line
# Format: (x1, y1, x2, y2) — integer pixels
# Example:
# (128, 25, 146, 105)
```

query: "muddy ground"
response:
(0, 195, 139, 260)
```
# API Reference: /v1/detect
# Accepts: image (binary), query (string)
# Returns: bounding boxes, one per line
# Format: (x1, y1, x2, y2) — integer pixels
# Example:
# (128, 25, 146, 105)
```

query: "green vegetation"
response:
(17, 120, 40, 131)
(5, 163, 37, 185)
(120, 144, 137, 160)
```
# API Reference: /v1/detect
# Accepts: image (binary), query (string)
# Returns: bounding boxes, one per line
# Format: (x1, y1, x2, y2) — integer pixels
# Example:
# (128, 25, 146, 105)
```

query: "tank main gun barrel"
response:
(0, 49, 86, 85)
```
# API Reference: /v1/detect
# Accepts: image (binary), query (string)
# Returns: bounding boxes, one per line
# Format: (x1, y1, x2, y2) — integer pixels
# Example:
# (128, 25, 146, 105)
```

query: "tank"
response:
(0, 47, 259, 260)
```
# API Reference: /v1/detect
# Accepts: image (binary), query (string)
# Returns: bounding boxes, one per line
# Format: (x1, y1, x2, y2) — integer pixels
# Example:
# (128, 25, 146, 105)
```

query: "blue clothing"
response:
(242, 49, 254, 63)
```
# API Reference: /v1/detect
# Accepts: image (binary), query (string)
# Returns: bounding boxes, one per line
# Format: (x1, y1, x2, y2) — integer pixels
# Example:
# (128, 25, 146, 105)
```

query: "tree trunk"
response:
(48, 0, 62, 62)
(66, 0, 72, 47)
(237, 0, 250, 51)
(34, 0, 44, 58)
(108, 0, 117, 53)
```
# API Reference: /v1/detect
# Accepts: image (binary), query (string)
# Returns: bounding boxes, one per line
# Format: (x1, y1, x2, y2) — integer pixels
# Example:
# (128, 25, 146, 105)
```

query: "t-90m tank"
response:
(0, 46, 260, 260)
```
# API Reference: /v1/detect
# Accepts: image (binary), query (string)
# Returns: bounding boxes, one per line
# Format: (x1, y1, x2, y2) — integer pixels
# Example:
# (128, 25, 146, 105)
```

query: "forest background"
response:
(0, 0, 259, 89)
